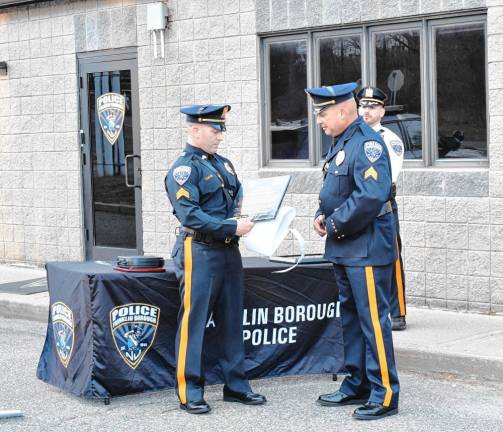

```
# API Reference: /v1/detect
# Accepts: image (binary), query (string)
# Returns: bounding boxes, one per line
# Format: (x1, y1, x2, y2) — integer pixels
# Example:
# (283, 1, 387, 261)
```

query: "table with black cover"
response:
(37, 258, 342, 400)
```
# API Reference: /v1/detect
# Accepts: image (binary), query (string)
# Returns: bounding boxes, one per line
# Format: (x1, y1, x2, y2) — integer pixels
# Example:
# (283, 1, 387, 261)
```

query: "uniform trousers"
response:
(172, 234, 251, 404)
(334, 263, 400, 408)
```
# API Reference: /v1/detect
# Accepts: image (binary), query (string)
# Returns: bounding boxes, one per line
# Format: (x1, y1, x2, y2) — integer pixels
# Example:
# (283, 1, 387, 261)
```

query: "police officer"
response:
(165, 104, 266, 414)
(357, 86, 406, 331)
(305, 83, 400, 420)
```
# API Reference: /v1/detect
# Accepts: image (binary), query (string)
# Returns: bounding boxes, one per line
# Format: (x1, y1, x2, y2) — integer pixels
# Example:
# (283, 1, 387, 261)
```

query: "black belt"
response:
(179, 227, 239, 246)
(377, 201, 393, 217)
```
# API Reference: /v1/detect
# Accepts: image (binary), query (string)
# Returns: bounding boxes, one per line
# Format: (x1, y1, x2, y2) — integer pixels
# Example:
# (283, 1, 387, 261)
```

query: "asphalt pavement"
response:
(1, 263, 503, 431)
(1, 318, 502, 432)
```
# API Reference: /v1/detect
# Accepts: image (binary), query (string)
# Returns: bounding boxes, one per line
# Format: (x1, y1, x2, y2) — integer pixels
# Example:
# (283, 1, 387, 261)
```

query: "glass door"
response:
(79, 52, 142, 260)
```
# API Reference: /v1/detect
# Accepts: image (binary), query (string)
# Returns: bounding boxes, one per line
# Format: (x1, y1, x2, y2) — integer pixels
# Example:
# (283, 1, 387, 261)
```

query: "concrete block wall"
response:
(135, 0, 261, 257)
(254, 0, 503, 315)
(0, 1, 84, 263)
(1, 0, 503, 315)
(0, 0, 138, 264)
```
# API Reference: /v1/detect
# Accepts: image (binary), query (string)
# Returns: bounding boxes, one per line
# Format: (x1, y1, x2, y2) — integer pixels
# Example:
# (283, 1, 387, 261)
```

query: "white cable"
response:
(272, 228, 305, 274)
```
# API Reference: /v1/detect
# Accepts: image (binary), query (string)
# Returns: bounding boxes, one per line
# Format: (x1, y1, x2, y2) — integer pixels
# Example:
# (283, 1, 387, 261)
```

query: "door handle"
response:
(125, 154, 141, 188)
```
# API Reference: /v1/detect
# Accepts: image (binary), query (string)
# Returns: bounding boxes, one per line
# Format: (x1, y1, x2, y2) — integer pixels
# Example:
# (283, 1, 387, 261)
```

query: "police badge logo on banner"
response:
(51, 302, 74, 368)
(110, 303, 160, 369)
(97, 92, 126, 145)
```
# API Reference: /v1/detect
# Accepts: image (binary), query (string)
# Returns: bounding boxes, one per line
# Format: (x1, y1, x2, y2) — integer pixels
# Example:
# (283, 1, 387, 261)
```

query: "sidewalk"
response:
(1, 263, 502, 382)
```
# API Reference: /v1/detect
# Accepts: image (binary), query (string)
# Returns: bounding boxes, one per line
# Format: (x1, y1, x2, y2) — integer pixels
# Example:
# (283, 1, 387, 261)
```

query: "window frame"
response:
(369, 21, 426, 168)
(260, 12, 488, 169)
(313, 27, 364, 163)
(428, 15, 489, 167)
(261, 33, 312, 168)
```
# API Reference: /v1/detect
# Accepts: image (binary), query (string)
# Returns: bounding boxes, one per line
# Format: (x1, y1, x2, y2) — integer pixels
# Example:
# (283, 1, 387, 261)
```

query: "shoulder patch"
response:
(364, 141, 383, 163)
(173, 165, 191, 186)
(390, 140, 403, 156)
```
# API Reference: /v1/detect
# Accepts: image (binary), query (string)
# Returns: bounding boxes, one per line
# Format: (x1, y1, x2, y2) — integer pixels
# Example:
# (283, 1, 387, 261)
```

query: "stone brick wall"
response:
(1, 0, 503, 314)
(135, 0, 261, 257)
(254, 0, 503, 314)
(0, 0, 137, 263)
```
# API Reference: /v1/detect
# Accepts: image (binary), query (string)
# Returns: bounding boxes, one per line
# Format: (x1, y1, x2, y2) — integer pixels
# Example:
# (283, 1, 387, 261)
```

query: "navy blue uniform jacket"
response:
(316, 117, 397, 266)
(165, 144, 241, 239)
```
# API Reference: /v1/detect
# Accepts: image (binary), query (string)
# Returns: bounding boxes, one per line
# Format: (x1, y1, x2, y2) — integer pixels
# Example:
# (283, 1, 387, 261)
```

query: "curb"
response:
(0, 296, 49, 323)
(395, 347, 503, 383)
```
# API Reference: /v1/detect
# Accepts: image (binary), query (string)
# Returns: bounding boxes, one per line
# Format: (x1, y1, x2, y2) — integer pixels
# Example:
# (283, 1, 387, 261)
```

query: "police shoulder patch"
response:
(173, 165, 191, 186)
(364, 141, 383, 163)
(390, 140, 403, 156)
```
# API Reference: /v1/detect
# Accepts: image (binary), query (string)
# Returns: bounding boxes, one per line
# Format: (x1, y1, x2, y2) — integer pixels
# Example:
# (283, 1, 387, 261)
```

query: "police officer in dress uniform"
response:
(357, 86, 407, 331)
(165, 104, 266, 414)
(305, 83, 400, 420)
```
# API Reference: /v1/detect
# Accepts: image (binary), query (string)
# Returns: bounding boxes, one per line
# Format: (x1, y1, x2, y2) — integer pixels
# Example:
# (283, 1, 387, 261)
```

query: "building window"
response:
(318, 33, 362, 158)
(268, 39, 308, 160)
(374, 28, 422, 160)
(261, 14, 487, 167)
(433, 22, 487, 160)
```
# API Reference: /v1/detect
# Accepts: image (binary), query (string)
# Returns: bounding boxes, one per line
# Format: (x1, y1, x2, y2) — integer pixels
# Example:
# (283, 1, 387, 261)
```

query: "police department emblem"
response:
(173, 165, 191, 186)
(51, 302, 74, 368)
(391, 140, 403, 156)
(364, 141, 383, 163)
(110, 303, 160, 369)
(97, 92, 126, 145)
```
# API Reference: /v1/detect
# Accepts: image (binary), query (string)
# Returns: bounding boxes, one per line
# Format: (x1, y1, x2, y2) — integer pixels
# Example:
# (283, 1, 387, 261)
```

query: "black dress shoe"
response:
(223, 387, 266, 405)
(353, 402, 398, 420)
(392, 316, 406, 331)
(317, 390, 368, 407)
(179, 400, 211, 414)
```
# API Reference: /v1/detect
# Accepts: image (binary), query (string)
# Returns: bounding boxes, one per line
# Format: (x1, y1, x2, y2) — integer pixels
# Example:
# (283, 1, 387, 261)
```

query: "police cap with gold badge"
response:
(305, 82, 358, 113)
(180, 104, 231, 131)
(356, 86, 388, 107)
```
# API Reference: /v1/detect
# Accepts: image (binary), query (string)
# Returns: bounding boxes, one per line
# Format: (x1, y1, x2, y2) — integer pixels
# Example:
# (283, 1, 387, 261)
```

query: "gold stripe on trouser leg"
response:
(365, 266, 393, 407)
(177, 236, 193, 404)
(395, 238, 406, 316)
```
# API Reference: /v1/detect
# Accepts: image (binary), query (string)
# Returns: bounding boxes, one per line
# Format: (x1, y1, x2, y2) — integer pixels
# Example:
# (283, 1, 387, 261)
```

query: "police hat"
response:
(356, 86, 387, 107)
(305, 82, 358, 113)
(180, 104, 231, 131)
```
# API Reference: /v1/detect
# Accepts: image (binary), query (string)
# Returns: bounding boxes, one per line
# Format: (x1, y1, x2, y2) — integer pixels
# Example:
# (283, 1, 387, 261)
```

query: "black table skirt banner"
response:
(36, 258, 343, 399)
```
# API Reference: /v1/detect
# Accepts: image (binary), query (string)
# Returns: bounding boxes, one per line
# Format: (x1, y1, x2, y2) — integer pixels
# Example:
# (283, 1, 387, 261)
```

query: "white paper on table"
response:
(243, 206, 305, 273)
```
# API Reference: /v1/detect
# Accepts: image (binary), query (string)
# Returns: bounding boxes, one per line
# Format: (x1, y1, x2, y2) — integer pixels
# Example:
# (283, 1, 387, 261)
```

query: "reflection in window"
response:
(319, 35, 362, 157)
(375, 30, 422, 159)
(269, 40, 308, 159)
(435, 23, 486, 159)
